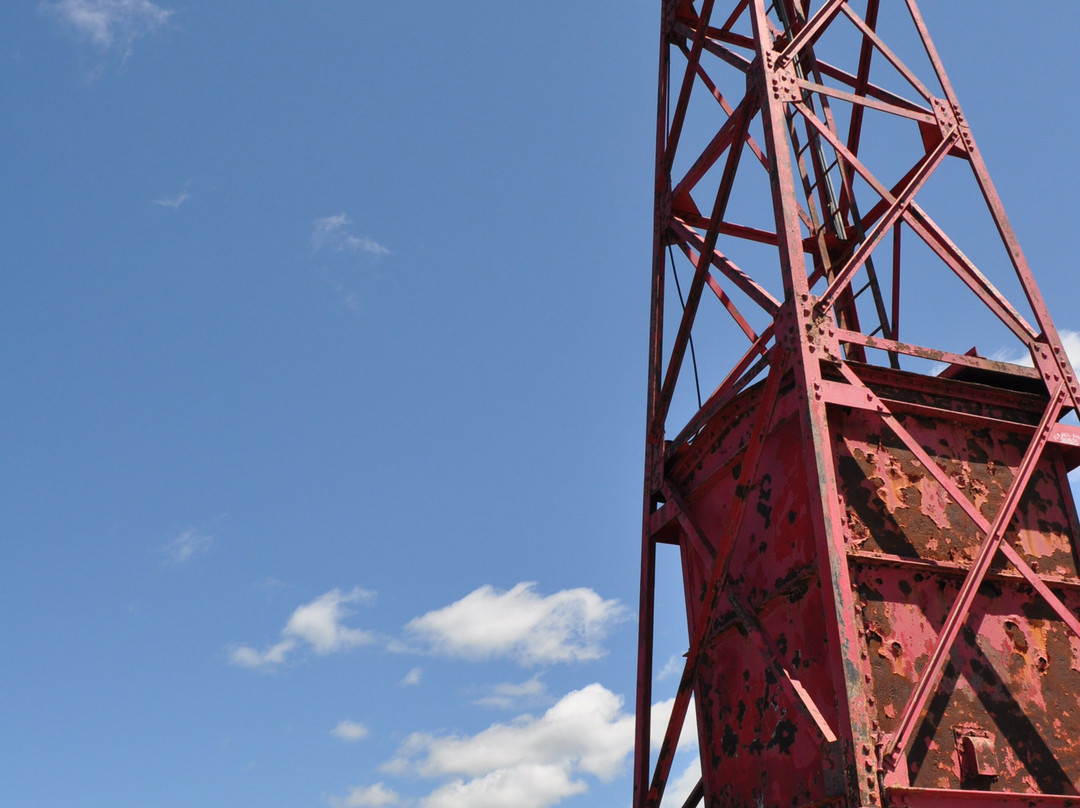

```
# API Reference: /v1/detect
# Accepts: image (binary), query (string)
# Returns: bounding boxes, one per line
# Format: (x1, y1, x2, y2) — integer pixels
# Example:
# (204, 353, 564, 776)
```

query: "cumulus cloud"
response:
(160, 528, 213, 566)
(649, 696, 699, 753)
(421, 764, 585, 808)
(44, 0, 171, 54)
(229, 587, 375, 669)
(328, 783, 400, 808)
(284, 588, 375, 653)
(332, 720, 370, 743)
(387, 683, 633, 807)
(312, 213, 389, 256)
(405, 583, 626, 666)
(473, 675, 549, 710)
(668, 759, 703, 805)
(380, 683, 696, 808)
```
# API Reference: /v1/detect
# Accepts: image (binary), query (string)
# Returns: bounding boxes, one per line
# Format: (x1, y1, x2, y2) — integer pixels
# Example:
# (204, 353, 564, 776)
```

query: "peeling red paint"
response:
(658, 366, 1080, 804)
(634, 4, 1080, 807)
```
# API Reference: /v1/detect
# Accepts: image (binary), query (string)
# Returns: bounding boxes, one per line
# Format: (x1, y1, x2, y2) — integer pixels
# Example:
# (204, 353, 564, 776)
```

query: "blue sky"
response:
(2, 3, 1078, 808)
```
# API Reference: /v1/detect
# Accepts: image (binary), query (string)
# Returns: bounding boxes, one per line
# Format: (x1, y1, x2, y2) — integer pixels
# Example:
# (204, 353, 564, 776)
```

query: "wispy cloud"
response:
(153, 181, 190, 210)
(229, 587, 376, 669)
(328, 783, 401, 808)
(991, 328, 1080, 368)
(44, 0, 171, 56)
(160, 528, 213, 566)
(473, 675, 549, 710)
(229, 639, 295, 669)
(656, 653, 684, 681)
(312, 213, 389, 256)
(331, 720, 370, 743)
(1063, 330, 1080, 365)
(255, 577, 294, 595)
(401, 667, 422, 687)
(405, 582, 626, 666)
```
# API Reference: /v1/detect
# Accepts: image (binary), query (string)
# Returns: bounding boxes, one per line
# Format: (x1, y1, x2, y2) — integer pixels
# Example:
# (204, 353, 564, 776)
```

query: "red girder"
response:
(636, 2, 1080, 808)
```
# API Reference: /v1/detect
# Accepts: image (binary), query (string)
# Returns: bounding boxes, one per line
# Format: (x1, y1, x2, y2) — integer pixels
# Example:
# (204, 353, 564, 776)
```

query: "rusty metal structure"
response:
(634, 2, 1080, 807)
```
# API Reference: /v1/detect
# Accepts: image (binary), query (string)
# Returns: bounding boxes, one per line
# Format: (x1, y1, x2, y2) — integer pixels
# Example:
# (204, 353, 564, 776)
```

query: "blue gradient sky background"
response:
(2, 3, 1078, 807)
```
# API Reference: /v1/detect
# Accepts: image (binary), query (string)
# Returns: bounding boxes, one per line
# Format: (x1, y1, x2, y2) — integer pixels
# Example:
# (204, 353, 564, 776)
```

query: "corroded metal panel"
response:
(634, 3, 1080, 807)
(665, 369, 1080, 806)
(856, 567, 1080, 793)
(834, 371, 1080, 796)
(673, 384, 843, 806)
(669, 378, 843, 808)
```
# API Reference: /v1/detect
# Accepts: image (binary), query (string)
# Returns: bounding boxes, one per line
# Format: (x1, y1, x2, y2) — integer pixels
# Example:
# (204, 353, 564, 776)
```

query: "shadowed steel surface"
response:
(635, 3, 1080, 807)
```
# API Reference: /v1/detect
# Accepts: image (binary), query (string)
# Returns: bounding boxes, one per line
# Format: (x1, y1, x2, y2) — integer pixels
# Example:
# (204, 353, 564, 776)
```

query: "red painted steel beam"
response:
(654, 109, 753, 434)
(845, 0, 879, 157)
(888, 788, 1080, 808)
(644, 346, 788, 808)
(664, 0, 718, 174)
(636, 2, 1080, 805)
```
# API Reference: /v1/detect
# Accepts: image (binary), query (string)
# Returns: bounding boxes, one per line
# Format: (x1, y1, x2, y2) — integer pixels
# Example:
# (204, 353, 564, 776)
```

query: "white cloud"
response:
(649, 696, 699, 753)
(229, 587, 375, 669)
(331, 720, 369, 743)
(991, 328, 1080, 369)
(255, 577, 294, 594)
(473, 675, 549, 709)
(405, 582, 626, 666)
(421, 764, 586, 808)
(1062, 330, 1080, 367)
(389, 684, 632, 797)
(656, 654, 683, 681)
(45, 0, 171, 54)
(668, 759, 703, 805)
(229, 639, 295, 669)
(312, 213, 389, 256)
(160, 528, 213, 565)
(401, 667, 422, 686)
(284, 587, 375, 654)
(383, 684, 692, 808)
(328, 782, 400, 808)
(154, 183, 189, 210)
(992, 328, 1080, 491)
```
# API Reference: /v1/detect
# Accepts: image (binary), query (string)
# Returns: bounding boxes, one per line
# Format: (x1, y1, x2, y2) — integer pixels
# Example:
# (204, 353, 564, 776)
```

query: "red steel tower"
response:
(635, 3, 1080, 807)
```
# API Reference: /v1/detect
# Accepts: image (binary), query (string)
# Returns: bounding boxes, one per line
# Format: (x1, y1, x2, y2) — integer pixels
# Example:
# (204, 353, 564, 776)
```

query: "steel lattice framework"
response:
(635, 2, 1080, 807)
